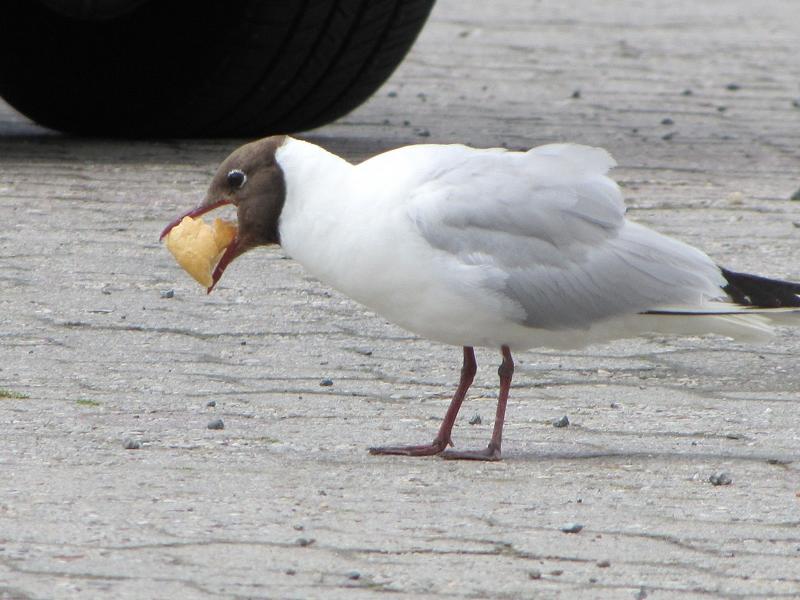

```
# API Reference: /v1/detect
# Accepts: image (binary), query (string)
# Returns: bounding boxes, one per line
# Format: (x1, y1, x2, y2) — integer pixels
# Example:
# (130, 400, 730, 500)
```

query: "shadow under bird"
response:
(161, 136, 800, 461)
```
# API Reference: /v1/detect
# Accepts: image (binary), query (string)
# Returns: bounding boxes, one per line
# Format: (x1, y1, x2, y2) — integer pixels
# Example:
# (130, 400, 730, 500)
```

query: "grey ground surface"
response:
(2, 1, 800, 598)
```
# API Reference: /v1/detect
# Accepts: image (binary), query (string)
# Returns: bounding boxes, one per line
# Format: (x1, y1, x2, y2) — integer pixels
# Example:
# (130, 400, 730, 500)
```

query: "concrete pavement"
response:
(1, 1, 799, 598)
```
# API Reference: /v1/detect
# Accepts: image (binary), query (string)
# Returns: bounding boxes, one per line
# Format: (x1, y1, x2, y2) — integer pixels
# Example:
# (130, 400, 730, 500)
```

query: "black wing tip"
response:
(720, 267, 800, 308)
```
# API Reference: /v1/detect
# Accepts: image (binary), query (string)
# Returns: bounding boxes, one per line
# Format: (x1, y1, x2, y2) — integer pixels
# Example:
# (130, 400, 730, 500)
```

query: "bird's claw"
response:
(439, 445, 501, 461)
(368, 438, 449, 457)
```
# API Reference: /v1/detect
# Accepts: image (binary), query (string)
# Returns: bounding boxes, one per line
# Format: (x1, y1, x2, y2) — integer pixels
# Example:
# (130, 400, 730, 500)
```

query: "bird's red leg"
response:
(369, 347, 477, 457)
(440, 346, 513, 461)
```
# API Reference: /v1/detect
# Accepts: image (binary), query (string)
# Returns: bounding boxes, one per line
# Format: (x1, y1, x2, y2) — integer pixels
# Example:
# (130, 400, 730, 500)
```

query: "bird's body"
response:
(276, 138, 779, 349)
(162, 136, 800, 460)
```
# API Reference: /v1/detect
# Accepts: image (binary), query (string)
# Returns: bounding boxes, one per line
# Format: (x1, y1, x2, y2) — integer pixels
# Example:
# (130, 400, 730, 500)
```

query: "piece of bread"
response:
(165, 216, 238, 287)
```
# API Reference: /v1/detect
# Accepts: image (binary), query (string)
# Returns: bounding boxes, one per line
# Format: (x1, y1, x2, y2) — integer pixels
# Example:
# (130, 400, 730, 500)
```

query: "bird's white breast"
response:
(275, 141, 526, 347)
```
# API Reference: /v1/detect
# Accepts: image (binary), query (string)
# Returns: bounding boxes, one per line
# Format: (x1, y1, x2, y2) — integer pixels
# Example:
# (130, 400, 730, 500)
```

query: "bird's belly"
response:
(355, 284, 598, 350)
(361, 285, 507, 347)
(327, 247, 536, 349)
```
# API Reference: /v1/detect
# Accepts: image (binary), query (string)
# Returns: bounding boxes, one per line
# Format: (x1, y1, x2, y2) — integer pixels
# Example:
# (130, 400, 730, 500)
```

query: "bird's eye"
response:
(227, 169, 247, 189)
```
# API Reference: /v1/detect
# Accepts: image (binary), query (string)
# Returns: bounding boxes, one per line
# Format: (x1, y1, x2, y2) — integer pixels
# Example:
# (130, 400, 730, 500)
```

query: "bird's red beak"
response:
(207, 237, 240, 294)
(160, 199, 239, 293)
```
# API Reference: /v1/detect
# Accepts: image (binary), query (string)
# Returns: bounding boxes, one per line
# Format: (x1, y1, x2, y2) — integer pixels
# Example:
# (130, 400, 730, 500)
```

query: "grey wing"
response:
(408, 145, 726, 330)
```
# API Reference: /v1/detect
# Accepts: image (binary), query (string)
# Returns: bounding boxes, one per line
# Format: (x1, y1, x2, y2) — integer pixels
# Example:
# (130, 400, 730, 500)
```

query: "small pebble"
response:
(207, 418, 225, 430)
(285, 568, 296, 576)
(387, 91, 397, 98)
(528, 569, 542, 580)
(122, 438, 141, 450)
(635, 587, 648, 600)
(346, 571, 361, 580)
(552, 415, 570, 428)
(596, 559, 611, 568)
(468, 413, 482, 425)
(560, 522, 583, 534)
(550, 569, 563, 576)
(790, 188, 800, 201)
(571, 89, 581, 99)
(160, 289, 174, 299)
(661, 131, 676, 141)
(610, 402, 620, 408)
(792, 99, 800, 108)
(717, 105, 727, 112)
(297, 537, 315, 547)
(661, 117, 674, 125)
(725, 82, 741, 91)
(206, 400, 216, 408)
(319, 378, 334, 387)
(415, 128, 431, 138)
(709, 472, 732, 486)
(681, 89, 693, 96)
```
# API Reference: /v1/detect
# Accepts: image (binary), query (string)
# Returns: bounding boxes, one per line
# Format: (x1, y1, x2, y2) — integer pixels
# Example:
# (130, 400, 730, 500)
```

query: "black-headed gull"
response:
(162, 136, 800, 461)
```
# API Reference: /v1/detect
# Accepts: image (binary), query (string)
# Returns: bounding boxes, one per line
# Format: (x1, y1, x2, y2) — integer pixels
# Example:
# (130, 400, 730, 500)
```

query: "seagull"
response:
(161, 136, 800, 461)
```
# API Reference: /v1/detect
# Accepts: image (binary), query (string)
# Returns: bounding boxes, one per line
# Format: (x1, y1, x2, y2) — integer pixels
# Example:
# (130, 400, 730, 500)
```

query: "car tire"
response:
(0, 0, 434, 137)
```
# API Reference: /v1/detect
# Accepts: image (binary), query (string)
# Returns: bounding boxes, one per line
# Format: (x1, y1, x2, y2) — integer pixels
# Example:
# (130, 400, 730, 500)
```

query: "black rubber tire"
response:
(0, 0, 434, 137)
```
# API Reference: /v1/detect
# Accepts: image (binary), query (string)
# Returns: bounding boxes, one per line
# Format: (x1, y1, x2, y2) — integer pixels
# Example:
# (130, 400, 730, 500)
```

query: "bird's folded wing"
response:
(407, 144, 726, 331)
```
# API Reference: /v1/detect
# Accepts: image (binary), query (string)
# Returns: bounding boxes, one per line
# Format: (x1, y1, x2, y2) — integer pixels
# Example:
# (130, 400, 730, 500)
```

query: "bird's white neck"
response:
(275, 138, 357, 281)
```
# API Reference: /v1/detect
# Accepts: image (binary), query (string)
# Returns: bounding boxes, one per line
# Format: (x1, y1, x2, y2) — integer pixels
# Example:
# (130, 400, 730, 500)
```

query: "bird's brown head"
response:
(160, 135, 288, 292)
